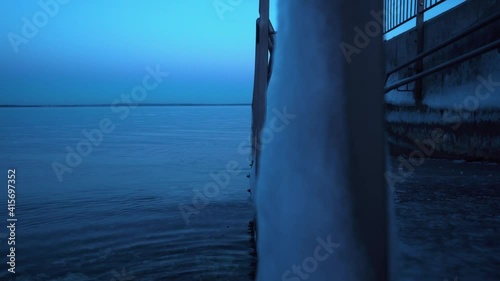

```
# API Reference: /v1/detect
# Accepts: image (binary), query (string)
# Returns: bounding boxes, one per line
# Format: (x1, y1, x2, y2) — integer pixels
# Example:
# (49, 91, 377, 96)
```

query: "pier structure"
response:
(250, 0, 498, 279)
(251, 0, 500, 181)
(384, 0, 500, 161)
(251, 0, 387, 280)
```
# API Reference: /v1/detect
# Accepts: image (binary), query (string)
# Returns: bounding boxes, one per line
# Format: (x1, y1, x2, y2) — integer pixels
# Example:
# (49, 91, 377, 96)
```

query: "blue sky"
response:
(0, 0, 461, 105)
(0, 0, 278, 105)
(385, 0, 465, 39)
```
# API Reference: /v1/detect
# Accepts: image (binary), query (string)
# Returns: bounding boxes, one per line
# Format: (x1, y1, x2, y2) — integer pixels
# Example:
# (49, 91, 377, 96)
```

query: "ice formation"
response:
(255, 0, 392, 280)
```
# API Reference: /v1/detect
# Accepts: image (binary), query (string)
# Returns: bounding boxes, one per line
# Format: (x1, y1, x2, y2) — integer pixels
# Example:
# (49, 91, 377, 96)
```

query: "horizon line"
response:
(0, 103, 252, 108)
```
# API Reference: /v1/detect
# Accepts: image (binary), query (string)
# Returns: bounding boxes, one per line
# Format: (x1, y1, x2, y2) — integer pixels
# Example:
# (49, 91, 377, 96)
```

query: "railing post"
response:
(415, 0, 424, 107)
(251, 0, 270, 176)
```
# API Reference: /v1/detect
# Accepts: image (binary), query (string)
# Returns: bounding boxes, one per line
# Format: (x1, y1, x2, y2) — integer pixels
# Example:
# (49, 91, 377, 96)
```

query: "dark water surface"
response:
(0, 106, 255, 280)
(0, 106, 498, 280)
(391, 158, 500, 281)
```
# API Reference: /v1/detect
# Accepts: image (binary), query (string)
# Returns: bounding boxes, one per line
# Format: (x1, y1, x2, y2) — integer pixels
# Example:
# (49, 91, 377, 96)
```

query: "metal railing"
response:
(384, 0, 446, 33)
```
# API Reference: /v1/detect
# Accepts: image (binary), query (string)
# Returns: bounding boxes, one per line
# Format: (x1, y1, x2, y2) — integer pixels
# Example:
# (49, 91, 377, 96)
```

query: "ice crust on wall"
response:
(255, 0, 390, 281)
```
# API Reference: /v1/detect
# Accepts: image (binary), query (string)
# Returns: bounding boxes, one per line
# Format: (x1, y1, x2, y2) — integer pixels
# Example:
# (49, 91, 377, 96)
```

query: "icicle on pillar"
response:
(255, 0, 389, 280)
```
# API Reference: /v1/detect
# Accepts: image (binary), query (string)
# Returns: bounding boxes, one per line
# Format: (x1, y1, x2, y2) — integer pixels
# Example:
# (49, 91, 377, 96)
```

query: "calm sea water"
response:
(0, 106, 255, 281)
(0, 106, 498, 281)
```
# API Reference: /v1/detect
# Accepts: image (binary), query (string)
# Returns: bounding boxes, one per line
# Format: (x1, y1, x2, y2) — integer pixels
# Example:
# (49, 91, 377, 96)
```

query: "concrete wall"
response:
(384, 0, 500, 161)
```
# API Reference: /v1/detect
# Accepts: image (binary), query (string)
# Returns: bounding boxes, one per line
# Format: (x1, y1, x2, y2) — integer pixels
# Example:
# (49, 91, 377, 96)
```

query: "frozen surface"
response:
(386, 110, 500, 124)
(255, 1, 388, 280)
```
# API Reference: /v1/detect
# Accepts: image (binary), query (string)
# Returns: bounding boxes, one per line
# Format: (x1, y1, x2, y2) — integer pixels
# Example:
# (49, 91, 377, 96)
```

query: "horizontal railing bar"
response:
(386, 12, 500, 77)
(384, 39, 500, 93)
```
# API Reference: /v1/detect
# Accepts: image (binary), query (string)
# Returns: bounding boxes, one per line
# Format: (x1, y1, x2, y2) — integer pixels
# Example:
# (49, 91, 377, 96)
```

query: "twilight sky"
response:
(1, 0, 278, 105)
(0, 0, 462, 105)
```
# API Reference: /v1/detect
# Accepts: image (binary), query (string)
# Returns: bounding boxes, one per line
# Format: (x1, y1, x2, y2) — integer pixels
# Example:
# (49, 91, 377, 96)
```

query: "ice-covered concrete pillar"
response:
(255, 0, 390, 280)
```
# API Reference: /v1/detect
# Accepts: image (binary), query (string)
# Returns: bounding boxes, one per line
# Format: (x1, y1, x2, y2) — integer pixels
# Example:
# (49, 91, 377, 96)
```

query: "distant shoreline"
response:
(0, 103, 251, 108)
